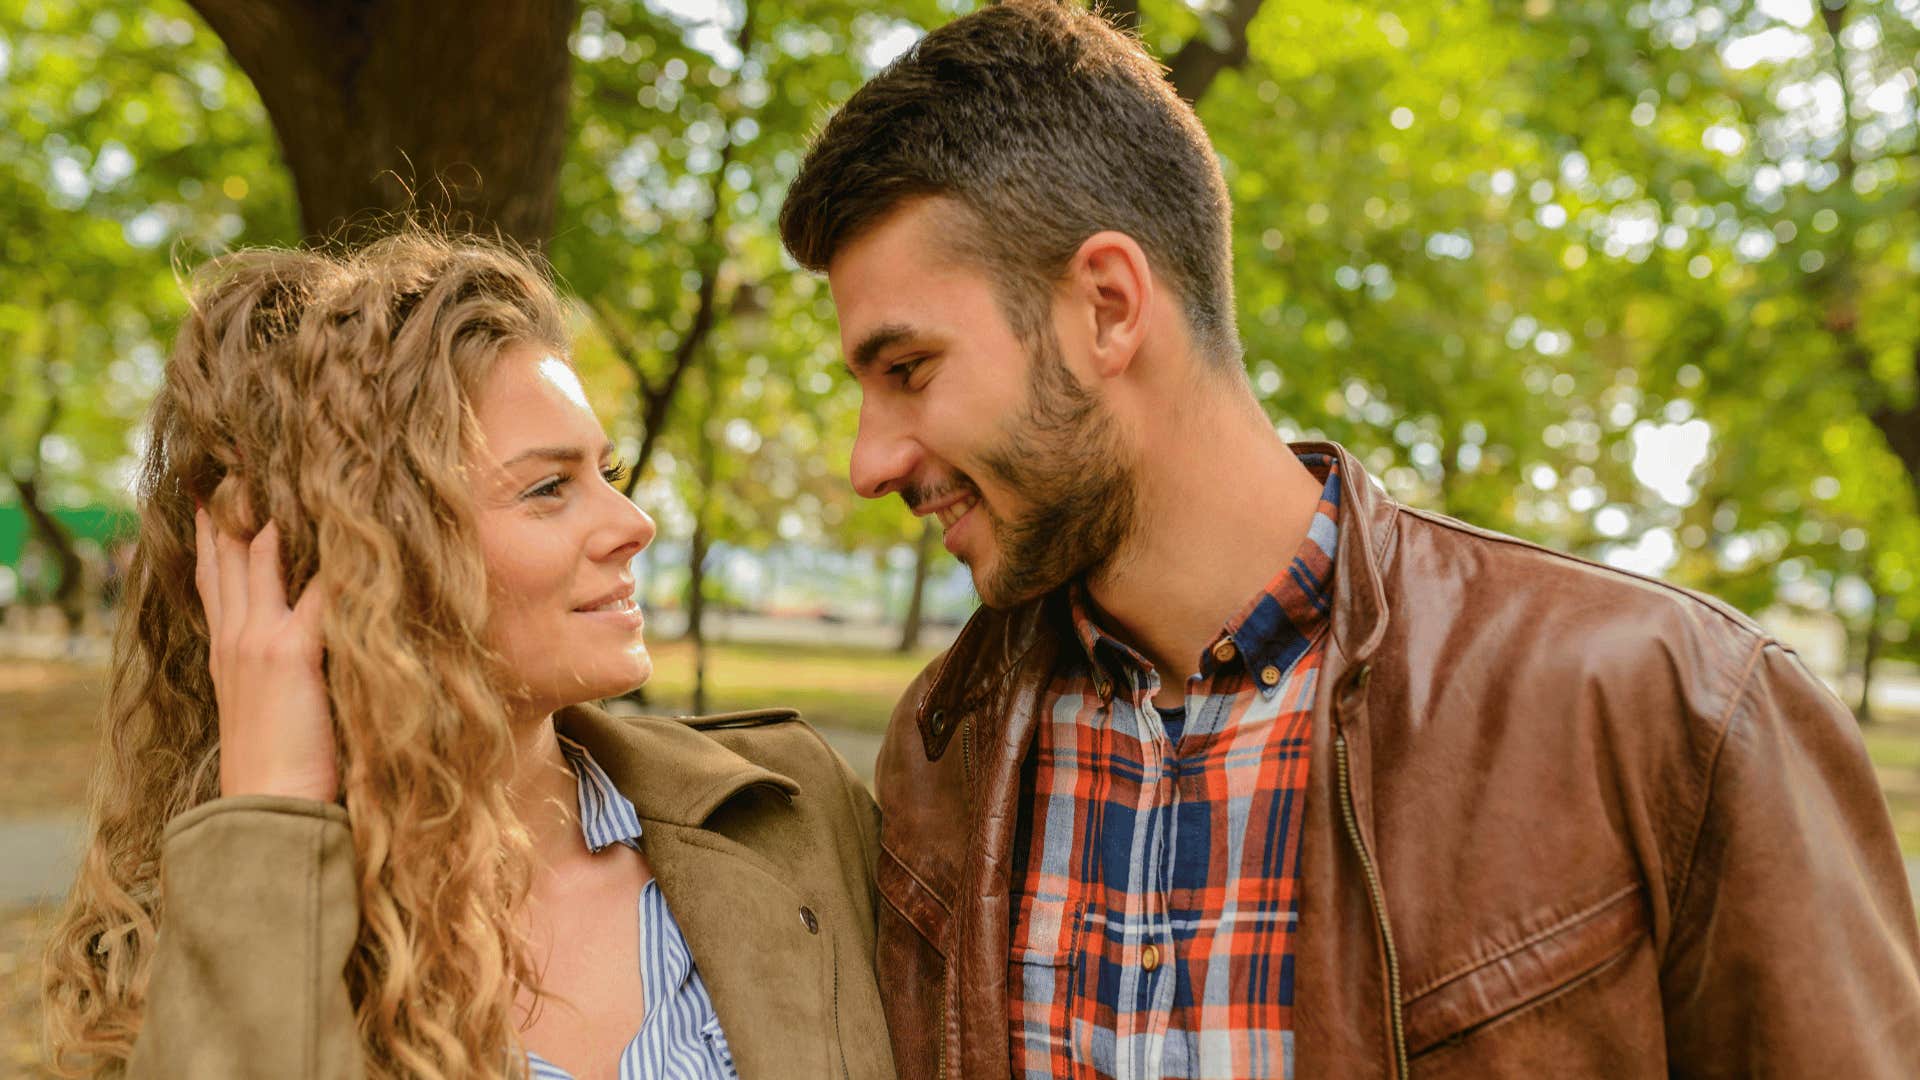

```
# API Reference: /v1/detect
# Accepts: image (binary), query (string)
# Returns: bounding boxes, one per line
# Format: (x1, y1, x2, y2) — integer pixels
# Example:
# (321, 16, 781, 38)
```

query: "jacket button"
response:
(927, 708, 946, 737)
(800, 906, 819, 934)
(1352, 663, 1372, 689)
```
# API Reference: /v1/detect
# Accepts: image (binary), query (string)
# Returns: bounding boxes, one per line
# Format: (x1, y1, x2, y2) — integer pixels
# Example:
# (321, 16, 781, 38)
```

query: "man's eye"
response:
(890, 357, 926, 384)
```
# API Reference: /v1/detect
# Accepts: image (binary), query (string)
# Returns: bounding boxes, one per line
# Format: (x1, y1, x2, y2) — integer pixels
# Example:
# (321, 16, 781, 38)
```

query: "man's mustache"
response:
(902, 476, 982, 515)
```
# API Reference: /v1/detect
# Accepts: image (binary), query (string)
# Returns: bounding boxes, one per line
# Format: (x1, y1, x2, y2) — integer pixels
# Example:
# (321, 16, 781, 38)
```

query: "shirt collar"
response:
(1068, 452, 1343, 698)
(556, 732, 644, 853)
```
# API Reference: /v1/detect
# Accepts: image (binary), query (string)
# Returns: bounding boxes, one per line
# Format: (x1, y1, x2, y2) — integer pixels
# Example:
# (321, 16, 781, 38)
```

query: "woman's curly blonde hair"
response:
(41, 230, 571, 1077)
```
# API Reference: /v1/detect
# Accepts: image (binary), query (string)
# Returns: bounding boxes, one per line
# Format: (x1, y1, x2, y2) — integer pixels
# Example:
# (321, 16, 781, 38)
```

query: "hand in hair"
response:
(194, 508, 339, 802)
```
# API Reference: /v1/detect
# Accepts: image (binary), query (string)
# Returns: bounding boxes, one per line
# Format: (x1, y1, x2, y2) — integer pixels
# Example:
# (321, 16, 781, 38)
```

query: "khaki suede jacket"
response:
(872, 441, 1920, 1078)
(128, 705, 893, 1079)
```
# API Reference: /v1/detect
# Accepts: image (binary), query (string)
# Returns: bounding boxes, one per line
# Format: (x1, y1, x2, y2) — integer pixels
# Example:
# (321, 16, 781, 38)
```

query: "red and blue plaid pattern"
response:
(1008, 455, 1341, 1080)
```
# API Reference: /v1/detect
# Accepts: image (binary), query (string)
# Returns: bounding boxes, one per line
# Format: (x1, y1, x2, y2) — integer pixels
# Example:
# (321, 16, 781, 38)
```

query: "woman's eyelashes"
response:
(523, 460, 632, 502)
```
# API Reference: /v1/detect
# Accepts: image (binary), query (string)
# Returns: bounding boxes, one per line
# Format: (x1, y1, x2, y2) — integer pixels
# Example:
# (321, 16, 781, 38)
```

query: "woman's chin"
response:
(595, 648, 653, 701)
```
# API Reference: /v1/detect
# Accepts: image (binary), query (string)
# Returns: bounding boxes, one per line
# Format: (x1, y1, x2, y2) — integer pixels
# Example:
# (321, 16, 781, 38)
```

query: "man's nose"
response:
(848, 403, 920, 501)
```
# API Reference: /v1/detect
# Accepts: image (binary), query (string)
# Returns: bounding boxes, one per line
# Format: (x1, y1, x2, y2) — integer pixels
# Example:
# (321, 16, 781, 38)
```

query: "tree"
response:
(183, 0, 577, 247)
(1, 0, 296, 626)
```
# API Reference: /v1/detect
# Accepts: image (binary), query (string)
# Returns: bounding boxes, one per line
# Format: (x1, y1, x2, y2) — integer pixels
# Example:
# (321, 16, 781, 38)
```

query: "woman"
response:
(41, 232, 893, 1079)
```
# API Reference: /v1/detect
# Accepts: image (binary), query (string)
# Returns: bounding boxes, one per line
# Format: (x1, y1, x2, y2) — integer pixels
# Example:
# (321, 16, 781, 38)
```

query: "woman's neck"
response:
(506, 711, 591, 870)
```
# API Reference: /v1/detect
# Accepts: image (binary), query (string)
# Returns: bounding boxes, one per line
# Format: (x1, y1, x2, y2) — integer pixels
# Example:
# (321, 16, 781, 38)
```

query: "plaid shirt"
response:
(1008, 454, 1341, 1080)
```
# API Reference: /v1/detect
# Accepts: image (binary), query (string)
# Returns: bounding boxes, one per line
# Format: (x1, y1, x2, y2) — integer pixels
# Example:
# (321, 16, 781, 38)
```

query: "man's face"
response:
(827, 199, 1135, 608)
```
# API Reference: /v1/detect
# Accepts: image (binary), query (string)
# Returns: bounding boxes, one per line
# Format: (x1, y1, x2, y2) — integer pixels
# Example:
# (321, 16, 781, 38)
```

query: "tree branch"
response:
(588, 6, 755, 494)
(1164, 0, 1267, 104)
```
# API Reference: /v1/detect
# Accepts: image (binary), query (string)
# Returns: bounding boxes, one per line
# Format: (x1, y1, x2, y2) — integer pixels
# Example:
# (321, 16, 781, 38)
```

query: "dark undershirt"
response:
(1157, 704, 1187, 745)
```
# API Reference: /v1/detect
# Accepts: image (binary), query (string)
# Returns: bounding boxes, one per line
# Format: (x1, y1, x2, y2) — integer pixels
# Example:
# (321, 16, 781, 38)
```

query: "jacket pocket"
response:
(1403, 882, 1648, 1058)
(876, 845, 950, 1079)
(877, 843, 949, 949)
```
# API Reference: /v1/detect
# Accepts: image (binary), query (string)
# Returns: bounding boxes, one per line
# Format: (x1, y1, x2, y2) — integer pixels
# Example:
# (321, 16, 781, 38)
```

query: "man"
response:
(779, 2, 1920, 1076)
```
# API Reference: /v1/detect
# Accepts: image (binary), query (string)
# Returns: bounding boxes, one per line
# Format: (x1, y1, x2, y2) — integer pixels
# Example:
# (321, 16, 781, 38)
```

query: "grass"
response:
(637, 638, 941, 733)
(0, 640, 941, 820)
(1864, 723, 1920, 856)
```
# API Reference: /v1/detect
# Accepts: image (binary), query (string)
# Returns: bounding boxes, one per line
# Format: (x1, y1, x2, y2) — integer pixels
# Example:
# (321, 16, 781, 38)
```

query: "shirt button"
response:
(1210, 639, 1237, 663)
(1141, 943, 1162, 972)
(800, 906, 819, 934)
(1260, 664, 1282, 687)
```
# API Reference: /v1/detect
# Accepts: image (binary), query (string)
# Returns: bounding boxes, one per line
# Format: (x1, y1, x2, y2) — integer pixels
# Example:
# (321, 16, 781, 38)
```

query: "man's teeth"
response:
(936, 495, 978, 528)
(585, 596, 637, 613)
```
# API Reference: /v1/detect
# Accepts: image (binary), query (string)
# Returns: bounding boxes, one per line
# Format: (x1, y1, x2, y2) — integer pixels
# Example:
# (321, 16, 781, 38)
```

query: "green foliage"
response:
(1188, 0, 1920, 659)
(0, 0, 295, 507)
(10, 0, 1920, 664)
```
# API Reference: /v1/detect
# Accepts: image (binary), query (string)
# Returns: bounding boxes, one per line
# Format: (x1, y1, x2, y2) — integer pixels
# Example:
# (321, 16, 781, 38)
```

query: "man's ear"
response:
(1067, 230, 1153, 380)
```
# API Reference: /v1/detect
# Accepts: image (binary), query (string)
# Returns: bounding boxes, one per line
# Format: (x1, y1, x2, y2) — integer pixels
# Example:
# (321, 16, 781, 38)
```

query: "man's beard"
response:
(969, 330, 1136, 608)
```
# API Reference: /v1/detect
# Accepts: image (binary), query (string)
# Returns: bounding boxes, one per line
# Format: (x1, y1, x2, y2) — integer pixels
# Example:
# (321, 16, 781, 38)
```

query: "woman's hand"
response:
(194, 508, 339, 801)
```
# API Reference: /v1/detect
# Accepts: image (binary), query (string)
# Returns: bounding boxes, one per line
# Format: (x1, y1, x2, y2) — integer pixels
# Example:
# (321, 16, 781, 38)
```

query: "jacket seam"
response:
(304, 816, 322, 1080)
(1394, 505, 1766, 641)
(1402, 881, 1640, 1002)
(1664, 636, 1769, 933)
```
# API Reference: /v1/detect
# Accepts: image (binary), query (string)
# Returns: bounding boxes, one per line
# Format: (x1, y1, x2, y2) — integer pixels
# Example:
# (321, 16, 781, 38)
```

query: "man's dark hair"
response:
(779, 0, 1241, 366)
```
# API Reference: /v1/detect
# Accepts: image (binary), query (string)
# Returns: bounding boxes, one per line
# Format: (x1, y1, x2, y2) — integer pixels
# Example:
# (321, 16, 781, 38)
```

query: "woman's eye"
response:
(527, 476, 568, 499)
(601, 461, 632, 487)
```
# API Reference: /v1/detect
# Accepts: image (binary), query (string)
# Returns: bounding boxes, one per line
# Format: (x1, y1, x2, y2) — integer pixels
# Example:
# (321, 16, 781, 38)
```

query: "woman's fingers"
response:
(246, 521, 289, 621)
(215, 519, 251, 648)
(289, 564, 328, 645)
(192, 508, 221, 635)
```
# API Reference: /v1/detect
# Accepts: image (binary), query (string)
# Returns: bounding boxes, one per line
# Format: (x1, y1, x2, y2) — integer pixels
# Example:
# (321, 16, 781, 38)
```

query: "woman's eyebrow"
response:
(498, 442, 616, 469)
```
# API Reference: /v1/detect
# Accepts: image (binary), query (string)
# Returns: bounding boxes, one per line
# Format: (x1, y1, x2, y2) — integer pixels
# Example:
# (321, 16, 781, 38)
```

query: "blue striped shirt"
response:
(525, 735, 738, 1080)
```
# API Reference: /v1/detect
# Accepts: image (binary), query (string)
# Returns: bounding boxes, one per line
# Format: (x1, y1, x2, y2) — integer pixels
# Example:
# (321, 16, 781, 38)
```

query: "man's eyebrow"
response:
(847, 323, 916, 377)
(498, 442, 616, 469)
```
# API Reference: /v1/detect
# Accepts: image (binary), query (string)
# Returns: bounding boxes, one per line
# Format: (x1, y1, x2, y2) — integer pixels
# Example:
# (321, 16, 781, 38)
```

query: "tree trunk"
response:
(6, 334, 85, 637)
(898, 520, 935, 653)
(685, 364, 718, 715)
(1813, 1, 1920, 509)
(1164, 0, 1267, 104)
(186, 0, 578, 248)
(1858, 580, 1888, 725)
(9, 475, 86, 636)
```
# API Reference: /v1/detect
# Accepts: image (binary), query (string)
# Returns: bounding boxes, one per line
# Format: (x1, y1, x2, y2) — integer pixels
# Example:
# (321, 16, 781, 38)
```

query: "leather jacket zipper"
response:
(935, 988, 949, 1079)
(1335, 729, 1409, 1078)
(960, 712, 976, 785)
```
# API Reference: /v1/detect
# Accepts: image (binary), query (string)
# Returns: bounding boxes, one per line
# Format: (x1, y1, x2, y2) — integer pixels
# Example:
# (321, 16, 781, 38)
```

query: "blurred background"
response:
(5, 0, 1920, 1069)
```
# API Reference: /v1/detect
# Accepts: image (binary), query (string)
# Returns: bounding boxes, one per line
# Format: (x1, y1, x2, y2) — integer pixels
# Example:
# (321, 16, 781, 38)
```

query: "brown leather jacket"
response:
(872, 441, 1920, 1078)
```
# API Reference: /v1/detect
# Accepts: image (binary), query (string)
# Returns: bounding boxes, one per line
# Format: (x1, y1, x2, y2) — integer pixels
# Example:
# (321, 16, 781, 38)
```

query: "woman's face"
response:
(471, 346, 656, 717)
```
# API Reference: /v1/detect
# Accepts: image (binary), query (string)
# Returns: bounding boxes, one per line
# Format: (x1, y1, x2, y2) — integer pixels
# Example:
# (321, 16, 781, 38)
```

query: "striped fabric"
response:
(1008, 454, 1341, 1080)
(525, 735, 738, 1080)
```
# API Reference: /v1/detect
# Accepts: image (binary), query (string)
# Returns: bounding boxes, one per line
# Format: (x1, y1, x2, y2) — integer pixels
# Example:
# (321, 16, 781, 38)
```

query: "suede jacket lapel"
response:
(556, 706, 842, 1079)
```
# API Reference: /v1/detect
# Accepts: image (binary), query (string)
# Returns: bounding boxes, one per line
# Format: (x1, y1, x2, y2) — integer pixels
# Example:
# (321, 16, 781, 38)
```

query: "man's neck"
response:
(1084, 396, 1325, 705)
